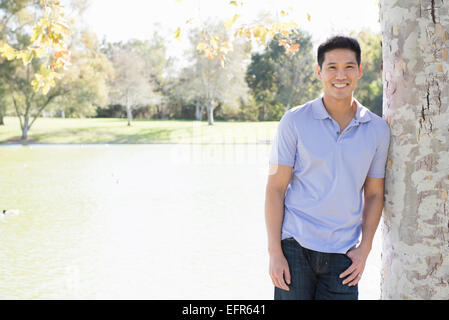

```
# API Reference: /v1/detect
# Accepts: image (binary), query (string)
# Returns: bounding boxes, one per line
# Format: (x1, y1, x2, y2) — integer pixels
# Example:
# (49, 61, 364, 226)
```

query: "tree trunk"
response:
(126, 105, 132, 126)
(0, 103, 4, 125)
(380, 0, 449, 299)
(207, 100, 214, 125)
(21, 114, 29, 140)
(258, 102, 265, 121)
(195, 103, 203, 121)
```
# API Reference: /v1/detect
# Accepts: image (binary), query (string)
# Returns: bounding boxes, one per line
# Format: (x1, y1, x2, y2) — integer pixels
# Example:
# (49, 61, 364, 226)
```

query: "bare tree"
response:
(108, 46, 155, 126)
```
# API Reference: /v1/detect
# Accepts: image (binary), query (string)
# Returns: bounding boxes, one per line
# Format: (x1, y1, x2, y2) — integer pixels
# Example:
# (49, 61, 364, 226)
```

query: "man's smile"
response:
(332, 83, 349, 88)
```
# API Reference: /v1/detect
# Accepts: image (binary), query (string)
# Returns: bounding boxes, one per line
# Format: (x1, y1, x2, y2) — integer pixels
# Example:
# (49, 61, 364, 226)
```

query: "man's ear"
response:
(357, 64, 363, 79)
(316, 65, 322, 80)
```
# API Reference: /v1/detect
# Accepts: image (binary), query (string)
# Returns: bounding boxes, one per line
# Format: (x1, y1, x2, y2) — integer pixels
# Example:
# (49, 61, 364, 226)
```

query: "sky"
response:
(83, 0, 380, 63)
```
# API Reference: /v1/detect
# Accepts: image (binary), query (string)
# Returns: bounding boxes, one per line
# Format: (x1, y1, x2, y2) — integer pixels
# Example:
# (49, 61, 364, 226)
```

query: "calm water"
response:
(0, 144, 381, 299)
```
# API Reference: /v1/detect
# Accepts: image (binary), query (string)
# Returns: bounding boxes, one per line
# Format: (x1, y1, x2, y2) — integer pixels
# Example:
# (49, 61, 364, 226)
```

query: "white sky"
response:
(83, 0, 380, 62)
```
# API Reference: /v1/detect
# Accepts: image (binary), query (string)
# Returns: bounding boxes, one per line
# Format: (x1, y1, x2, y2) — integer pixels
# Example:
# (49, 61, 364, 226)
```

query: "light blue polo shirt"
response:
(269, 97, 390, 254)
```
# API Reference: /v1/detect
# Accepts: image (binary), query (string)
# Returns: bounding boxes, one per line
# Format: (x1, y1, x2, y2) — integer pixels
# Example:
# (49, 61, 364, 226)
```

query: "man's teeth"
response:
(333, 84, 347, 88)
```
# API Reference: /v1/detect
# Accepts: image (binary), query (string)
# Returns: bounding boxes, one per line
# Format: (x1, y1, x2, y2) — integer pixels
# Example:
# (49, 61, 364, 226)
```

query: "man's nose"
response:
(336, 69, 347, 79)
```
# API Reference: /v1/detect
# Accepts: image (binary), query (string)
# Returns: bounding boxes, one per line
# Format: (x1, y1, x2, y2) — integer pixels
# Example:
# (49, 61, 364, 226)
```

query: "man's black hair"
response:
(317, 36, 361, 68)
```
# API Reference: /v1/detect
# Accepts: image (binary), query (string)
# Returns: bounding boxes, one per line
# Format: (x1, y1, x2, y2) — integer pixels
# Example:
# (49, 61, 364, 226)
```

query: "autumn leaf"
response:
(209, 37, 219, 49)
(196, 42, 207, 51)
(175, 28, 182, 42)
(33, 47, 46, 58)
(224, 14, 240, 29)
(17, 50, 34, 65)
(0, 42, 17, 60)
(278, 39, 287, 47)
(31, 79, 40, 92)
(30, 25, 43, 42)
(229, 0, 238, 6)
(288, 43, 300, 53)
(307, 13, 311, 22)
(54, 22, 70, 35)
(224, 19, 234, 30)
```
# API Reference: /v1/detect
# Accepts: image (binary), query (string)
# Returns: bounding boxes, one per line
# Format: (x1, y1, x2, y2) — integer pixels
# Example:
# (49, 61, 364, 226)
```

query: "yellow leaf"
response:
(244, 28, 252, 39)
(234, 27, 243, 38)
(39, 18, 49, 28)
(54, 22, 70, 36)
(30, 25, 43, 42)
(40, 64, 51, 76)
(307, 13, 311, 22)
(224, 13, 240, 29)
(33, 47, 46, 58)
(229, 0, 238, 6)
(196, 42, 207, 51)
(31, 79, 40, 92)
(209, 37, 219, 49)
(42, 81, 51, 94)
(0, 42, 17, 60)
(174, 28, 182, 42)
(19, 50, 34, 65)
(224, 19, 234, 30)
(281, 10, 288, 17)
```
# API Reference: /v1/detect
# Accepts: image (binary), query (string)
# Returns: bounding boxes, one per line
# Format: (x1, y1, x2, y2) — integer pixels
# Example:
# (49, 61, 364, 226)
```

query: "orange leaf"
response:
(289, 43, 300, 53)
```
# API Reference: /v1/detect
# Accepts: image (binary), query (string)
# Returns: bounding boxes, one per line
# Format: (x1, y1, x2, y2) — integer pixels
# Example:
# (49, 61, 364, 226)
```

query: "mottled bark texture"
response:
(380, 0, 449, 299)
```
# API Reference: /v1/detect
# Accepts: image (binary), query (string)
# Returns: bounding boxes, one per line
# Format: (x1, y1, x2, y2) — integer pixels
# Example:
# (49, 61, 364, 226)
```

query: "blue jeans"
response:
(274, 238, 358, 300)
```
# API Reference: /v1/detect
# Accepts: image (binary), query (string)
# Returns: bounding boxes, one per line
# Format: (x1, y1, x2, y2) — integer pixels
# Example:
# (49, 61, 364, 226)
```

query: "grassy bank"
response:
(0, 116, 279, 144)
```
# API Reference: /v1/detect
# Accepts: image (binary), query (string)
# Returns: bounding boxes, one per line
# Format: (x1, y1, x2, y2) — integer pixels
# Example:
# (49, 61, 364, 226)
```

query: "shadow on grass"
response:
(1, 126, 188, 144)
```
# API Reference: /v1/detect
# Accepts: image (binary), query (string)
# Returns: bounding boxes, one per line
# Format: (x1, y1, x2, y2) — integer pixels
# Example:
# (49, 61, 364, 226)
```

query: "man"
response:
(265, 35, 390, 300)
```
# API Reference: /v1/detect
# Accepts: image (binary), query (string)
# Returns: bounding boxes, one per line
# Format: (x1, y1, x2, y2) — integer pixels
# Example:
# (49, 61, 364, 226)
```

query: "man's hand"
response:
(339, 245, 370, 287)
(269, 252, 291, 291)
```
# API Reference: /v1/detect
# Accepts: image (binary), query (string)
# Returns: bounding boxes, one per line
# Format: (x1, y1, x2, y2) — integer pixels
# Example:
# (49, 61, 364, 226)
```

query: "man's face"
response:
(317, 49, 362, 101)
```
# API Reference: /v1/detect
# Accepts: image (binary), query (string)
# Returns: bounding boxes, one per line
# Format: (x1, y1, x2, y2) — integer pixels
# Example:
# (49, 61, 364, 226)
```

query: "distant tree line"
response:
(0, 0, 382, 138)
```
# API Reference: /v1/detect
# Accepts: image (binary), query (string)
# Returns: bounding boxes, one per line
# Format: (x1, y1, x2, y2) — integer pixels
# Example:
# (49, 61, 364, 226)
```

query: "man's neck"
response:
(322, 95, 356, 121)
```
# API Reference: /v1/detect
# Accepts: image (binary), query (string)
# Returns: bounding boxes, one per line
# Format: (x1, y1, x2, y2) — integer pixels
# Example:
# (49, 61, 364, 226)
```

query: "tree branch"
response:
(11, 94, 24, 130)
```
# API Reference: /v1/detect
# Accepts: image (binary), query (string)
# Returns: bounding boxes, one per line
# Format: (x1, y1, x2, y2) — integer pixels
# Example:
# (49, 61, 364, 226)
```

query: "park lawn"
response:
(0, 116, 279, 144)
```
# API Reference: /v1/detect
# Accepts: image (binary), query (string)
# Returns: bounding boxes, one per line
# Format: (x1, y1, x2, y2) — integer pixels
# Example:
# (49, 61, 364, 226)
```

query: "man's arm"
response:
(339, 176, 385, 286)
(265, 163, 293, 291)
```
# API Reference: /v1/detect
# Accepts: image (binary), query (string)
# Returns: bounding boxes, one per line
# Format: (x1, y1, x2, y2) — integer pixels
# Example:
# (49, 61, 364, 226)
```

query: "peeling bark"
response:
(380, 0, 449, 299)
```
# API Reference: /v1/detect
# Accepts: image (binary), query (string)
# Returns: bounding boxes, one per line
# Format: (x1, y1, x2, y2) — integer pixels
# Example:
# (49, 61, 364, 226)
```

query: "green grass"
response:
(0, 116, 279, 144)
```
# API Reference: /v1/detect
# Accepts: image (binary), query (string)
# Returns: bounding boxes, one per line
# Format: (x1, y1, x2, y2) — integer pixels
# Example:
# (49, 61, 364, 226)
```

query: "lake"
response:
(0, 144, 381, 299)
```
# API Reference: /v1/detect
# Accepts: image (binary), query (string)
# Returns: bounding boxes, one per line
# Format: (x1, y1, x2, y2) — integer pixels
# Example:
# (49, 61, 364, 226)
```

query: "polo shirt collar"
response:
(312, 97, 371, 123)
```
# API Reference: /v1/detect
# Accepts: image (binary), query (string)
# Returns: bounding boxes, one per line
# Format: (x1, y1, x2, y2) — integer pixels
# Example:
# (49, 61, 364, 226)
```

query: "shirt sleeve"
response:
(269, 111, 297, 167)
(367, 121, 391, 178)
